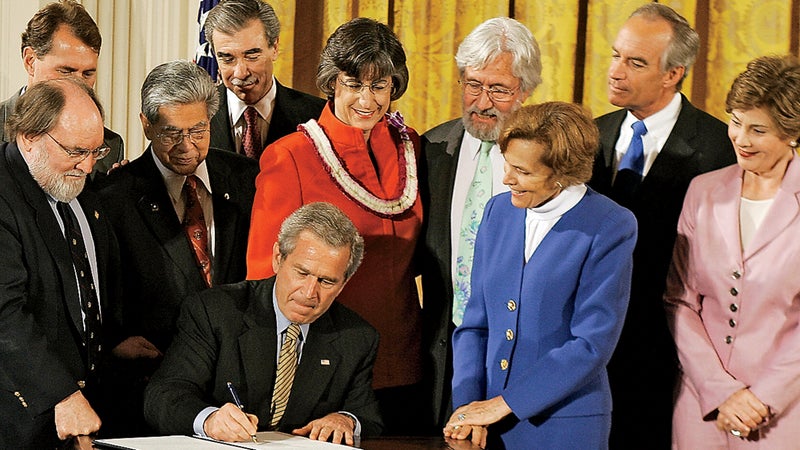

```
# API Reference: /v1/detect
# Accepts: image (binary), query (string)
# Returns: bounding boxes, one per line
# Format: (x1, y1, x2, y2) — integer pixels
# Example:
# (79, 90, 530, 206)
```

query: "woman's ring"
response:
(457, 413, 466, 421)
(730, 429, 742, 437)
(452, 425, 462, 430)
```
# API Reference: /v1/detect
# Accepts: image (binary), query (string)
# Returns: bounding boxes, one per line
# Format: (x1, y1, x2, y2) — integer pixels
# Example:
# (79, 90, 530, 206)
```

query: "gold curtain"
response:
(11, 1, 791, 155)
(282, 0, 800, 136)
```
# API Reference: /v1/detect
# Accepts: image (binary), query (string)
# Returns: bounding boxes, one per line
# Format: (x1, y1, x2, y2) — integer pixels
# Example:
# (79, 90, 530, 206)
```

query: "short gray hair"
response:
(204, 0, 280, 50)
(5, 77, 103, 141)
(455, 17, 542, 94)
(278, 203, 365, 281)
(140, 60, 219, 124)
(630, 3, 699, 91)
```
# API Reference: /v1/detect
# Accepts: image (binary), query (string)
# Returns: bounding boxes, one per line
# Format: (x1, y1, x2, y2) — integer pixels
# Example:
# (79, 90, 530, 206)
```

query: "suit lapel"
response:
(210, 84, 236, 152)
(239, 283, 278, 420)
(709, 167, 744, 262)
(744, 156, 800, 260)
(643, 96, 700, 188)
(207, 152, 241, 284)
(132, 150, 202, 284)
(77, 192, 111, 312)
(6, 144, 84, 335)
(283, 312, 340, 427)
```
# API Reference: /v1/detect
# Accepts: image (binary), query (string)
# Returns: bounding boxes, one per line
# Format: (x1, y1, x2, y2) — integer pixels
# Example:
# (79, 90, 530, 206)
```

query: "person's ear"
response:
(271, 242, 282, 273)
(22, 47, 37, 78)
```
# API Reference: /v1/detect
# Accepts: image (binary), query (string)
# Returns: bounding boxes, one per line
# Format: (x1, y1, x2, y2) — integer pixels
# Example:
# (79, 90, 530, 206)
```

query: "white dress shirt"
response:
(524, 184, 587, 262)
(614, 92, 682, 179)
(151, 152, 216, 272)
(227, 77, 277, 153)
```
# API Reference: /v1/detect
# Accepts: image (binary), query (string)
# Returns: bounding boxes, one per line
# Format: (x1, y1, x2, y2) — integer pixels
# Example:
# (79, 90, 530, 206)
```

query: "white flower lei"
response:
(299, 116, 418, 217)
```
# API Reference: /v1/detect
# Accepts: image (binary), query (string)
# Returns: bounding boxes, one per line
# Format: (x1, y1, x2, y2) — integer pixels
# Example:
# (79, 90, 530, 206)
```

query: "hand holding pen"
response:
(201, 382, 259, 443)
(227, 382, 259, 444)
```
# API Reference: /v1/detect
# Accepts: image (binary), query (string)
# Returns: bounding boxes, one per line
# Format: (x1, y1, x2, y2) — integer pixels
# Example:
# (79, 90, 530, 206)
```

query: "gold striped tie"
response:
(270, 323, 301, 428)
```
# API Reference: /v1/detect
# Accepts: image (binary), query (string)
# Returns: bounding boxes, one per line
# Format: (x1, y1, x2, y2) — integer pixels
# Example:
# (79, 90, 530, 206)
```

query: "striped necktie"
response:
(270, 323, 301, 428)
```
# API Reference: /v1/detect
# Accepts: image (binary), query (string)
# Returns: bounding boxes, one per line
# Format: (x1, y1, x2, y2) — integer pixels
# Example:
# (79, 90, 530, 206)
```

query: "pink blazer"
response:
(665, 155, 800, 447)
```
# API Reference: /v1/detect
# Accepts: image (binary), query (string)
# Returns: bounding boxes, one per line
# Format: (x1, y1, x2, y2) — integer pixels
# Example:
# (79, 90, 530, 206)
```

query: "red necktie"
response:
(182, 175, 211, 287)
(242, 106, 262, 159)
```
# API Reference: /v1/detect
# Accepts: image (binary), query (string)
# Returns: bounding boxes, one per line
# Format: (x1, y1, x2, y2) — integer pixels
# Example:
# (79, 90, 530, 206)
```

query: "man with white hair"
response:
(420, 17, 543, 430)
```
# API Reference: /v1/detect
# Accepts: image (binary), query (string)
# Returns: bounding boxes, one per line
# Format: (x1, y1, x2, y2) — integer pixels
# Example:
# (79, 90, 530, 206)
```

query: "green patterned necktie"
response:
(453, 140, 494, 326)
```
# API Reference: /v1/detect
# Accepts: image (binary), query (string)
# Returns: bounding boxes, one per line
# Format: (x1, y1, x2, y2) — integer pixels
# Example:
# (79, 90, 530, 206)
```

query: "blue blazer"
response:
(452, 188, 636, 445)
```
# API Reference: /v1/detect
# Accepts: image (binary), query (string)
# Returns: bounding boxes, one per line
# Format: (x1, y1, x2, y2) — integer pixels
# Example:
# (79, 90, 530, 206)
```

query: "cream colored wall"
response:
(0, 0, 198, 159)
(0, 2, 40, 101)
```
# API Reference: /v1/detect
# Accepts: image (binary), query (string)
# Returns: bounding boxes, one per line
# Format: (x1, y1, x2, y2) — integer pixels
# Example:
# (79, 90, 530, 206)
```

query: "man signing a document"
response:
(144, 202, 382, 445)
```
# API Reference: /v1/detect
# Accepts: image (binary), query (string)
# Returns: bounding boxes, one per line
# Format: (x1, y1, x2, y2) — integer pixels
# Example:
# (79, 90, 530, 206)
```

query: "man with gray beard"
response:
(0, 78, 119, 448)
(418, 17, 543, 432)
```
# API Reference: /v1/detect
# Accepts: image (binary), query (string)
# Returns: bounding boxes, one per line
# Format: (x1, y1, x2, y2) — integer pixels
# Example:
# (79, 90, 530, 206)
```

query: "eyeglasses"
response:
(155, 129, 209, 146)
(459, 80, 519, 102)
(338, 78, 392, 96)
(45, 132, 111, 161)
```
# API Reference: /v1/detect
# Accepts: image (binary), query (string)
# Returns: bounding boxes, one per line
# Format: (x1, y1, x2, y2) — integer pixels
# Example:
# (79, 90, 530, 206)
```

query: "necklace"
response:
(299, 116, 418, 218)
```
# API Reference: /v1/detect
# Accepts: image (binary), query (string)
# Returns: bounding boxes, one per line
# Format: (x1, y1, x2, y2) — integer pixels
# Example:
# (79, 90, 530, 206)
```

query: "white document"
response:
(94, 432, 353, 449)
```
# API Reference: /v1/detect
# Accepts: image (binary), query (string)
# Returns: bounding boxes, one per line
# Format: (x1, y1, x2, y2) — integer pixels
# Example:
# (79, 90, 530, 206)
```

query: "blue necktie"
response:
(453, 140, 494, 326)
(618, 120, 648, 177)
(613, 120, 648, 206)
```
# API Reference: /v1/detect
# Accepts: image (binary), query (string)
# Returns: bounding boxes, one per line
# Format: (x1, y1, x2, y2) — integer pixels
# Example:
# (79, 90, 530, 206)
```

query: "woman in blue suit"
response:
(444, 102, 637, 449)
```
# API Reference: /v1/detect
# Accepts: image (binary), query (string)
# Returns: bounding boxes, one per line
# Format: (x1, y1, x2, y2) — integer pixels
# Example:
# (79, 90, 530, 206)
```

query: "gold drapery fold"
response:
(3, 1, 795, 156)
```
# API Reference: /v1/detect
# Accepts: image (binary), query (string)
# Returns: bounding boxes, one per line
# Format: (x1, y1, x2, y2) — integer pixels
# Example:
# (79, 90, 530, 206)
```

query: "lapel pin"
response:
(94, 210, 100, 219)
(224, 193, 230, 200)
(320, 359, 330, 366)
(151, 203, 159, 212)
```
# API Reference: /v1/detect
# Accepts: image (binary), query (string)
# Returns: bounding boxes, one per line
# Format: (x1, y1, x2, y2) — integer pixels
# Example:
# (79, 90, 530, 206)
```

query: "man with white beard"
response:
(0, 78, 119, 449)
(418, 17, 543, 432)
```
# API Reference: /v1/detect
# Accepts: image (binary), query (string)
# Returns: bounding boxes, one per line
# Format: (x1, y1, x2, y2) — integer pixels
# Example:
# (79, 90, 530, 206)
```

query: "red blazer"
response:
(246, 103, 423, 389)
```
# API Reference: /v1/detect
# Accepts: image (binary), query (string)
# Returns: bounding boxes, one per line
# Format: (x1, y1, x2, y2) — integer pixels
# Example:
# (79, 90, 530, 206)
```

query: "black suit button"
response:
(725, 335, 733, 344)
(730, 287, 738, 296)
(730, 304, 738, 312)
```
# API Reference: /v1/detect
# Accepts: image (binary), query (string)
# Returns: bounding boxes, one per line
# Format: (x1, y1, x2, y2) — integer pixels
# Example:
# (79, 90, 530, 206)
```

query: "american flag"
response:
(195, 0, 220, 81)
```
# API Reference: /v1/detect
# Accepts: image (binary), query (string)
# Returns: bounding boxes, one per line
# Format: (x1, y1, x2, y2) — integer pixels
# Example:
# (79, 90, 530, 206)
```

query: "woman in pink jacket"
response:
(666, 55, 800, 448)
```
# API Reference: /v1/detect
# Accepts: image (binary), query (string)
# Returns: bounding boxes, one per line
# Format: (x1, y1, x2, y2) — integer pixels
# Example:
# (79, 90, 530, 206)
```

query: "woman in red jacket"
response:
(245, 18, 424, 435)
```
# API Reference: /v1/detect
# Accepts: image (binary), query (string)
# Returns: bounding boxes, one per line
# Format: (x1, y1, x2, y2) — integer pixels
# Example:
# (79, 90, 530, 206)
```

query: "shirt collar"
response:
(462, 130, 497, 159)
(271, 284, 310, 341)
(526, 184, 587, 220)
(150, 148, 212, 203)
(622, 91, 682, 141)
(227, 76, 277, 125)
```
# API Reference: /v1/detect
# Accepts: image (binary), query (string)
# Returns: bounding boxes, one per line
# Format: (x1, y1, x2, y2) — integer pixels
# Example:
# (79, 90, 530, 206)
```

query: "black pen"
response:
(226, 381, 258, 444)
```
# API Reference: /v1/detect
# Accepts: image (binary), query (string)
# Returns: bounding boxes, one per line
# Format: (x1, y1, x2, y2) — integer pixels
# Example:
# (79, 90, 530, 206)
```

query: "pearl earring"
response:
(791, 140, 798, 148)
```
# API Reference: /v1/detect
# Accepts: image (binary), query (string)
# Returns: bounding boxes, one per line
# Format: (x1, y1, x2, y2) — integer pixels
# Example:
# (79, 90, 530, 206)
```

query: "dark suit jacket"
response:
(209, 81, 325, 156)
(144, 278, 383, 437)
(588, 94, 736, 449)
(97, 148, 258, 352)
(0, 141, 120, 448)
(1, 89, 125, 179)
(418, 118, 466, 429)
